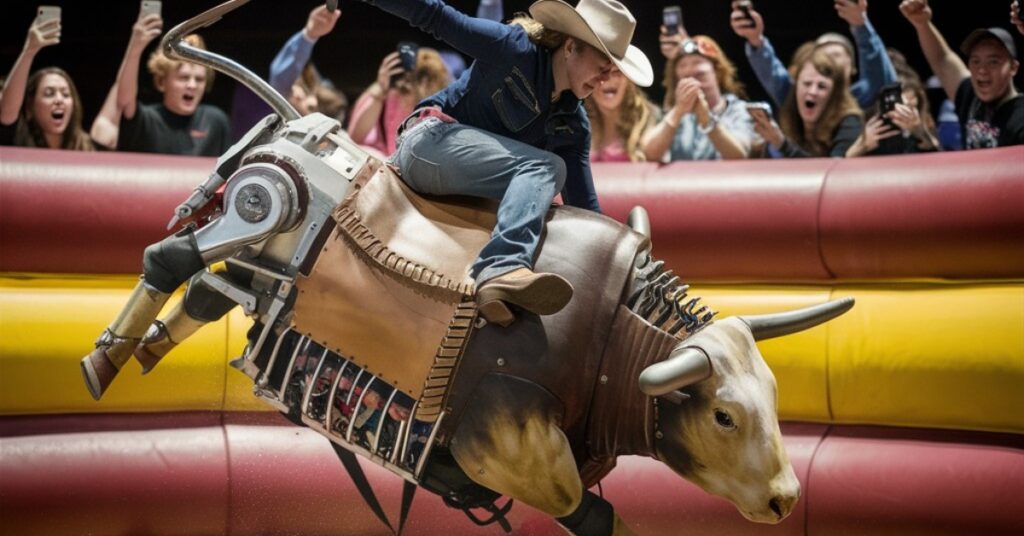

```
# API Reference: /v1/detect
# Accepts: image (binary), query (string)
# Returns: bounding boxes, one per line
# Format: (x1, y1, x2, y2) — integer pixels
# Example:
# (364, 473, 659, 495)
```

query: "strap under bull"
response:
(331, 442, 417, 536)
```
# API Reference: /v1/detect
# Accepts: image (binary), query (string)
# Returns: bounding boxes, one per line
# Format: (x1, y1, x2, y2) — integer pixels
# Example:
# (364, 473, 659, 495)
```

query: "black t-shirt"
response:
(954, 78, 1024, 149)
(779, 114, 864, 158)
(117, 102, 231, 156)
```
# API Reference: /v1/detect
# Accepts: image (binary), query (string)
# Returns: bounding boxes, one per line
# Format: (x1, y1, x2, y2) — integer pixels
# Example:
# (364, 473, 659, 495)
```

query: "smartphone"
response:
(878, 83, 903, 126)
(737, 0, 754, 22)
(391, 41, 419, 85)
(36, 5, 61, 25)
(746, 101, 772, 123)
(662, 6, 682, 36)
(140, 0, 162, 18)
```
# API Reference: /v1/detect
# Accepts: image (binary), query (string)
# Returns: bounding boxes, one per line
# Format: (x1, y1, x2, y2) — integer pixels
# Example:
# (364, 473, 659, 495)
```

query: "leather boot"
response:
(80, 280, 171, 400)
(134, 299, 208, 374)
(475, 268, 573, 327)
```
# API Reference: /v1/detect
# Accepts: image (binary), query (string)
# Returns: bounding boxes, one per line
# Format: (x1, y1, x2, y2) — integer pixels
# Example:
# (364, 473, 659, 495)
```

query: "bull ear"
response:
(740, 297, 854, 341)
(639, 346, 712, 397)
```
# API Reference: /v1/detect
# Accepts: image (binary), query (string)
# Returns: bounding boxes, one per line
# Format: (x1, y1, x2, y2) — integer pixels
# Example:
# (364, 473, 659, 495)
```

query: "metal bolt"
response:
(600, 375, 608, 384)
(497, 358, 506, 367)
(655, 431, 663, 440)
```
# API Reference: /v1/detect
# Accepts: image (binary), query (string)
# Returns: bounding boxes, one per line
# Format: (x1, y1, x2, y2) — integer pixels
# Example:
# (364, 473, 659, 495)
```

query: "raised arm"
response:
(899, 0, 968, 101)
(115, 13, 163, 119)
(269, 6, 340, 96)
(347, 53, 402, 144)
(729, 1, 790, 107)
(358, 0, 515, 61)
(89, 85, 121, 149)
(1, 17, 60, 126)
(836, 0, 897, 106)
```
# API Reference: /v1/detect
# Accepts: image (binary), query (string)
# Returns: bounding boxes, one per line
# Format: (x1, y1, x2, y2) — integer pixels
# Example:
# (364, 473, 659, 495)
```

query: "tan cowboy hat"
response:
(529, 0, 654, 87)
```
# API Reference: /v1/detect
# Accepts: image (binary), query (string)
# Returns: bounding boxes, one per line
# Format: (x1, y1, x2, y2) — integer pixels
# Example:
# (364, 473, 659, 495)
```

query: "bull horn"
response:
(638, 346, 712, 397)
(627, 206, 651, 239)
(740, 297, 855, 341)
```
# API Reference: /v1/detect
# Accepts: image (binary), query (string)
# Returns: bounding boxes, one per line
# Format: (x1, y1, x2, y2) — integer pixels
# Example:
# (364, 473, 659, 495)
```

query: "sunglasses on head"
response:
(680, 38, 718, 60)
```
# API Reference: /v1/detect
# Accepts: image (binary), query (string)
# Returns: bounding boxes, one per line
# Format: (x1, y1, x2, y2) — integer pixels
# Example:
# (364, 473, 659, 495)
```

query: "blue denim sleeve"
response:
(269, 31, 316, 96)
(476, 0, 503, 22)
(851, 18, 897, 107)
(745, 37, 791, 107)
(555, 121, 601, 213)
(361, 0, 518, 59)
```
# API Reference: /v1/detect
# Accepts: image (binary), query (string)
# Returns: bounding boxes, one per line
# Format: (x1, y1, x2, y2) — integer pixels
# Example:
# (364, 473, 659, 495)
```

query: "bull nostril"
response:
(768, 497, 783, 518)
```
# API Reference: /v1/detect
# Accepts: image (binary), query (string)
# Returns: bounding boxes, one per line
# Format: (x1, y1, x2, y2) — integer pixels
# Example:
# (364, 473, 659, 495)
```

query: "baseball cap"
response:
(960, 27, 1018, 60)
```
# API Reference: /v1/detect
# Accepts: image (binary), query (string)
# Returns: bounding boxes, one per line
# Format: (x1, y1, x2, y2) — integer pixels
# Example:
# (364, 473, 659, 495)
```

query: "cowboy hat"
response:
(529, 0, 654, 87)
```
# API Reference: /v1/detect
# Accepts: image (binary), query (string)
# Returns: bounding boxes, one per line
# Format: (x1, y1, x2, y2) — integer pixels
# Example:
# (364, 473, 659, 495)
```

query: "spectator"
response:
(751, 48, 864, 157)
(855, 50, 940, 155)
(642, 36, 756, 161)
(269, 5, 341, 114)
(901, 0, 1023, 148)
(584, 68, 657, 162)
(111, 10, 230, 156)
(730, 0, 897, 109)
(316, 83, 350, 125)
(347, 47, 450, 156)
(1, 16, 93, 150)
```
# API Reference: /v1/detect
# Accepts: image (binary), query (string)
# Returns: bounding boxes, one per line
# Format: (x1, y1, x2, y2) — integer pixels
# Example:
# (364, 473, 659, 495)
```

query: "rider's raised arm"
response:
(357, 0, 516, 61)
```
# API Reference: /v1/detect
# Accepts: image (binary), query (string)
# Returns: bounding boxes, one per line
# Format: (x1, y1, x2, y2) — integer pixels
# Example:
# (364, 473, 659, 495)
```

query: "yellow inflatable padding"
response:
(2, 276, 1022, 433)
(0, 276, 269, 414)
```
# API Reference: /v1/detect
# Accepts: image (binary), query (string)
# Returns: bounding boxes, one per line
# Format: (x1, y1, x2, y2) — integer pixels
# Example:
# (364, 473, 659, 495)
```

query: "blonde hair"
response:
(663, 35, 745, 109)
(779, 48, 862, 156)
(585, 80, 656, 162)
(147, 34, 215, 93)
(15, 67, 94, 151)
(509, 15, 568, 50)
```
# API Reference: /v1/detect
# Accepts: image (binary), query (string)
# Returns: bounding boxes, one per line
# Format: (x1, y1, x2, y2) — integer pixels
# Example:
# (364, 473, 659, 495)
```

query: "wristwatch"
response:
(698, 113, 718, 135)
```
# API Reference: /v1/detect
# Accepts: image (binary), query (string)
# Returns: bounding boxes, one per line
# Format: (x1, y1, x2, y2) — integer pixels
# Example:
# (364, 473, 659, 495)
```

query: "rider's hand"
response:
(304, 5, 341, 40)
(24, 17, 61, 53)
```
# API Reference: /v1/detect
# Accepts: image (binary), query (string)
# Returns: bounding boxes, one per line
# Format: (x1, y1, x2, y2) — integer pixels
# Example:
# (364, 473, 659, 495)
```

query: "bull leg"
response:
(135, 268, 246, 374)
(80, 232, 205, 400)
(449, 375, 632, 535)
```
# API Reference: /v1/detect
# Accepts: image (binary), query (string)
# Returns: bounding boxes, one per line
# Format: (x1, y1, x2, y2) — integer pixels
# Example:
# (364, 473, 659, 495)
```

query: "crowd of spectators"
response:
(2, 0, 1021, 160)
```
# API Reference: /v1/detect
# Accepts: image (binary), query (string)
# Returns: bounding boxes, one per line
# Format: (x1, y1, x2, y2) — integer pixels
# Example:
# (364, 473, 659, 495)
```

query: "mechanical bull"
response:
(79, 2, 853, 535)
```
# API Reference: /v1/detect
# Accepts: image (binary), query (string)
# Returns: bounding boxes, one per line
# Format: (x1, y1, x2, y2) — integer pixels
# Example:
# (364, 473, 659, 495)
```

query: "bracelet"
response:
(698, 113, 718, 135)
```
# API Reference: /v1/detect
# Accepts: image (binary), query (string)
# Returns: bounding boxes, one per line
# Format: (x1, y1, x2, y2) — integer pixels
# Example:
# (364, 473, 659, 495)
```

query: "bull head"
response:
(638, 299, 853, 523)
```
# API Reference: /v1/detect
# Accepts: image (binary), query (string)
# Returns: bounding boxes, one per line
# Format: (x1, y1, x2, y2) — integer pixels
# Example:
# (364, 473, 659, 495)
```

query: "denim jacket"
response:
(361, 0, 600, 212)
(745, 18, 897, 109)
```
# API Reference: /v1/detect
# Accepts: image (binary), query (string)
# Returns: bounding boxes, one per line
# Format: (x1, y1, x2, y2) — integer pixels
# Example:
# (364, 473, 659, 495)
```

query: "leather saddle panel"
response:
(336, 168, 499, 295)
(292, 168, 497, 400)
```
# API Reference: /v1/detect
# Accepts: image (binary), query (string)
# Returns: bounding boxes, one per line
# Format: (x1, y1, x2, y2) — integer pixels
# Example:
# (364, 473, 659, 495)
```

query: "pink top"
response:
(591, 139, 631, 163)
(348, 90, 414, 156)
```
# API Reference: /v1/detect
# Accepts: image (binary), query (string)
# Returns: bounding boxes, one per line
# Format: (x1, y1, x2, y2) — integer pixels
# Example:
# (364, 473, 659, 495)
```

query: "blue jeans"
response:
(390, 118, 567, 284)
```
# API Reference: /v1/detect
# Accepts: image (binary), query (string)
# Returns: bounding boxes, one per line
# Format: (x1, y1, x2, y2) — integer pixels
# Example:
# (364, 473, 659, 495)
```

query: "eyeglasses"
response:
(680, 38, 719, 60)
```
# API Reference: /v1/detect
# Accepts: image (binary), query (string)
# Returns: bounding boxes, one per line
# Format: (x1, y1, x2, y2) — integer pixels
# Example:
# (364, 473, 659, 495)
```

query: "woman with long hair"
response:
(584, 68, 657, 162)
(641, 35, 754, 160)
(1, 17, 93, 150)
(752, 47, 864, 157)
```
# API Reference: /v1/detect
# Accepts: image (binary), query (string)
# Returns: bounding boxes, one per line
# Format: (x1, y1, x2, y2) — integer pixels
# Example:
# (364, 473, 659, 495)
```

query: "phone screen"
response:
(663, 7, 682, 34)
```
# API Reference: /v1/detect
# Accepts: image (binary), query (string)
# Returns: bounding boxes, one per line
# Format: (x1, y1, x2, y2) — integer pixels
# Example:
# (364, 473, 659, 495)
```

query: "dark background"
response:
(1, 0, 1018, 127)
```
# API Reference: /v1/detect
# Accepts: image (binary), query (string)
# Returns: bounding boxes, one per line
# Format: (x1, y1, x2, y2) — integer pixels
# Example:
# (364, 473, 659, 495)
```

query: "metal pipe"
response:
(161, 0, 299, 122)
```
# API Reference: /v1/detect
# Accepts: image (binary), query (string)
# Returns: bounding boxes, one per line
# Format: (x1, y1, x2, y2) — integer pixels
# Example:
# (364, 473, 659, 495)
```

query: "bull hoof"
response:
(80, 349, 119, 401)
(134, 344, 163, 375)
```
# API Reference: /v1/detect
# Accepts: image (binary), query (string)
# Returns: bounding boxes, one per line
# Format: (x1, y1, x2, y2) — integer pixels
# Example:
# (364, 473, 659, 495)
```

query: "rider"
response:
(359, 0, 653, 326)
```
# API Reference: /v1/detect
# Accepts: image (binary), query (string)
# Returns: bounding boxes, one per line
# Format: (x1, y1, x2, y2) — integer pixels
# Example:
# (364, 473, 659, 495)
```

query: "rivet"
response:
(497, 358, 506, 367)
(655, 431, 663, 440)
(599, 375, 608, 384)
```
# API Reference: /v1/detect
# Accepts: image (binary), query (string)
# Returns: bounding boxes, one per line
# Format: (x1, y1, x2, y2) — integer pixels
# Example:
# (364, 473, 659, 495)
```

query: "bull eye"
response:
(714, 409, 735, 429)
